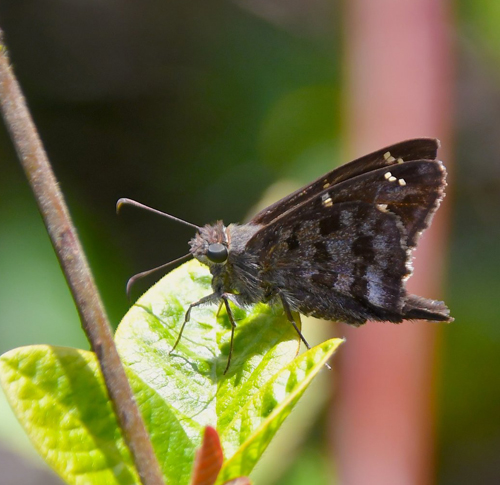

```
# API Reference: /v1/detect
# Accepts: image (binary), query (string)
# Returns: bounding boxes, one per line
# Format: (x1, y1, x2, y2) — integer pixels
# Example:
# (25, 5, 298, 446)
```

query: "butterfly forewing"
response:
(251, 138, 440, 226)
(307, 159, 447, 248)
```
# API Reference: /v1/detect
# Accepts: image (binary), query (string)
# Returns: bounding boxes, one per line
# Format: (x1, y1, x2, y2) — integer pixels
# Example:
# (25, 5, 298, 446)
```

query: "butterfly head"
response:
(189, 221, 229, 266)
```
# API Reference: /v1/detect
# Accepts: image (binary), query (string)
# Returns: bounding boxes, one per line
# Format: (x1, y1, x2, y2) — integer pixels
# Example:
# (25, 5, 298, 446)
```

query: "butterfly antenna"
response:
(117, 198, 201, 231)
(126, 253, 193, 299)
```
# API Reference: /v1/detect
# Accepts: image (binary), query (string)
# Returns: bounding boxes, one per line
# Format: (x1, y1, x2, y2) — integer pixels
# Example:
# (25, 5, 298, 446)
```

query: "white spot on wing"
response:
(384, 172, 392, 180)
(384, 152, 396, 163)
(388, 176, 397, 182)
(322, 193, 333, 207)
(398, 178, 406, 186)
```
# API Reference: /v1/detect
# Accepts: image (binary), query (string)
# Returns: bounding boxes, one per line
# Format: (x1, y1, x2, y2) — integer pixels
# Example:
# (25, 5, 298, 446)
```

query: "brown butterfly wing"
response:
(315, 159, 447, 248)
(245, 158, 450, 324)
(251, 138, 440, 227)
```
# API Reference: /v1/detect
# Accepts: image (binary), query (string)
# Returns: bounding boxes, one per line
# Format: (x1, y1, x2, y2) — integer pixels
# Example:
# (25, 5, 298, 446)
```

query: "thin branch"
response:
(0, 34, 165, 485)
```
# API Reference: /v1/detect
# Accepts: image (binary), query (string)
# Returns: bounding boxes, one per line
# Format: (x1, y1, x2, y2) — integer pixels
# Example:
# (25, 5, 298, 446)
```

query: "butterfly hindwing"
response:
(247, 200, 410, 324)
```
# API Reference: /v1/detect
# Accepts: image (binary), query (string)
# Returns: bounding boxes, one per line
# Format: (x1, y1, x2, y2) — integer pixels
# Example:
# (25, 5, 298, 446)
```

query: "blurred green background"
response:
(0, 1, 499, 484)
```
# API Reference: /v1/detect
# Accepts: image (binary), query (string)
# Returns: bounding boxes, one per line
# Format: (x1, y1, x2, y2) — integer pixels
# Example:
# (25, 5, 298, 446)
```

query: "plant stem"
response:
(0, 34, 165, 485)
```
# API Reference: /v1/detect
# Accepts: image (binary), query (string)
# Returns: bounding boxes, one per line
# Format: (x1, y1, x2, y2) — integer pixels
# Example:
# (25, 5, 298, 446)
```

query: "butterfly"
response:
(119, 138, 453, 373)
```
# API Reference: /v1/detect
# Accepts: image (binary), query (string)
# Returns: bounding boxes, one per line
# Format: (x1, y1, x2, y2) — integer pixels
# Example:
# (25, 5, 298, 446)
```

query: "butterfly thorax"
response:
(189, 221, 265, 304)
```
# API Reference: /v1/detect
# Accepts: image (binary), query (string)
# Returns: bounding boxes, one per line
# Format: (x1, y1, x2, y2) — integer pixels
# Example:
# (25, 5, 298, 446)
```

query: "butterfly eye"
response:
(206, 243, 228, 263)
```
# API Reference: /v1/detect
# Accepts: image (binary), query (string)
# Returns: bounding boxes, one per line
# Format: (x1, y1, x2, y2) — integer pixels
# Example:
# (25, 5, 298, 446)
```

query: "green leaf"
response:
(216, 339, 341, 484)
(0, 346, 140, 485)
(1, 260, 343, 484)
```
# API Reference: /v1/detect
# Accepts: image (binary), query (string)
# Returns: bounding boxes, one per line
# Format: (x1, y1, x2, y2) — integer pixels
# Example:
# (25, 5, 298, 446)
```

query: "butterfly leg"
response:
(279, 294, 310, 349)
(215, 300, 224, 318)
(279, 294, 331, 370)
(220, 293, 237, 375)
(170, 293, 219, 354)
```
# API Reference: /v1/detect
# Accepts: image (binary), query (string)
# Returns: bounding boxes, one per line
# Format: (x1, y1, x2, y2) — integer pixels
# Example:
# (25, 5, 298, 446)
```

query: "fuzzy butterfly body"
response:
(120, 138, 452, 373)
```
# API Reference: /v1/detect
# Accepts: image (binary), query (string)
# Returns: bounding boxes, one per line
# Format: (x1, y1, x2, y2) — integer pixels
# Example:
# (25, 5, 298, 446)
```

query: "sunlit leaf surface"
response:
(1, 260, 343, 484)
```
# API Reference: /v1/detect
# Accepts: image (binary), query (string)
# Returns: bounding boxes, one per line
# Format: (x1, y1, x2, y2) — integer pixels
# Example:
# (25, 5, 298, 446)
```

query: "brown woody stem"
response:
(0, 34, 165, 485)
